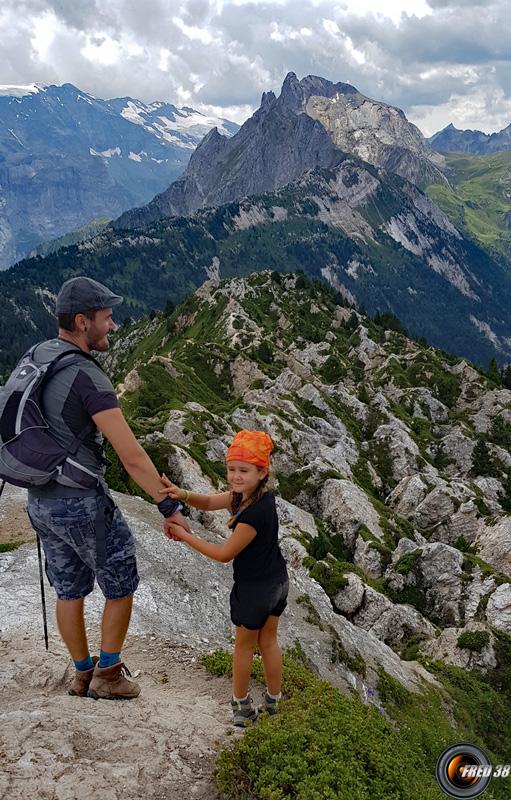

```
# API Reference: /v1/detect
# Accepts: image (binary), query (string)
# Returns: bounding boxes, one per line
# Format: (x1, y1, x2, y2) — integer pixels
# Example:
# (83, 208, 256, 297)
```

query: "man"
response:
(26, 276, 189, 700)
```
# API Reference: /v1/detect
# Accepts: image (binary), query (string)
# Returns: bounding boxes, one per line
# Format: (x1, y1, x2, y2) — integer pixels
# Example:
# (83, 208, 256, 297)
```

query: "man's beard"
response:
(86, 330, 109, 352)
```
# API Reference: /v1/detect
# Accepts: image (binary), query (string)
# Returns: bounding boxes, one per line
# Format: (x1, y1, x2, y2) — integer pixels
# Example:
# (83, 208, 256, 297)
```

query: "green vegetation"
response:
(394, 548, 423, 575)
(296, 594, 324, 629)
(201, 646, 511, 799)
(457, 631, 490, 652)
(0, 542, 20, 553)
(426, 151, 511, 259)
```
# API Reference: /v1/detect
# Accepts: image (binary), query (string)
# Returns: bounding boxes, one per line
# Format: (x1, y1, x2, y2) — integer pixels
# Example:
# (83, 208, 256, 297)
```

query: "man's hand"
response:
(166, 510, 191, 534)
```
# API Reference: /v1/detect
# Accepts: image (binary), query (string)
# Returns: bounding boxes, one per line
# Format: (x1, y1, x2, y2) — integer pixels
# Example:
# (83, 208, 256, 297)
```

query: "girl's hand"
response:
(159, 473, 183, 500)
(163, 520, 189, 541)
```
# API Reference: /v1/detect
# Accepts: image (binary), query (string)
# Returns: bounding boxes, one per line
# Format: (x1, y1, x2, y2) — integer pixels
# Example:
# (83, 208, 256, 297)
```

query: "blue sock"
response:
(74, 655, 94, 672)
(99, 649, 121, 668)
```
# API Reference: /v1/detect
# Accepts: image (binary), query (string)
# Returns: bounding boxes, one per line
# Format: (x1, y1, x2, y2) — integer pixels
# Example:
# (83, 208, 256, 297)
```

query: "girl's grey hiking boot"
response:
(260, 690, 281, 715)
(231, 695, 258, 726)
(87, 662, 141, 700)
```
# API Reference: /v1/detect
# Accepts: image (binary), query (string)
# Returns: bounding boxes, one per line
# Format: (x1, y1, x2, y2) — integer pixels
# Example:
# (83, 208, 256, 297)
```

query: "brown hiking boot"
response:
(87, 662, 141, 700)
(68, 657, 99, 697)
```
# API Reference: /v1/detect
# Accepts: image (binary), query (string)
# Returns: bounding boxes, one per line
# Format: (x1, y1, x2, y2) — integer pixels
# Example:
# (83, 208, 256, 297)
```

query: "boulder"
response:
(319, 479, 384, 547)
(476, 517, 511, 578)
(352, 586, 435, 648)
(373, 422, 420, 481)
(436, 428, 474, 475)
(385, 541, 464, 627)
(473, 477, 504, 514)
(163, 409, 194, 446)
(409, 388, 449, 423)
(332, 572, 365, 616)
(353, 536, 385, 579)
(414, 486, 456, 530)
(419, 543, 464, 626)
(485, 584, 511, 632)
(387, 475, 429, 519)
(422, 624, 497, 671)
(229, 355, 266, 394)
(463, 568, 496, 622)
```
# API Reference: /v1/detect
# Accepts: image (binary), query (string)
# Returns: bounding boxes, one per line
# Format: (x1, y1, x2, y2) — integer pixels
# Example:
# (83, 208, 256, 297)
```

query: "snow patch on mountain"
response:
(0, 84, 46, 98)
(90, 147, 121, 158)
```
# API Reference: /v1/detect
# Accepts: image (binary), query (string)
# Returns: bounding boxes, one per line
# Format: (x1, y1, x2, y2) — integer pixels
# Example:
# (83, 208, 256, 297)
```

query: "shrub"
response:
(394, 548, 422, 575)
(457, 631, 491, 652)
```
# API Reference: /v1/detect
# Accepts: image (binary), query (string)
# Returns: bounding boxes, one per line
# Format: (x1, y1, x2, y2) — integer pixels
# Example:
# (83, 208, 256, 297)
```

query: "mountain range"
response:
(429, 122, 511, 155)
(0, 82, 238, 268)
(2, 73, 511, 374)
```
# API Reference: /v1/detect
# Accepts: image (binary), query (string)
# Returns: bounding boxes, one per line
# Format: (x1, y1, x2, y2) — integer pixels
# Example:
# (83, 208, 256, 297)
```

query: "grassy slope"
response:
(426, 152, 511, 259)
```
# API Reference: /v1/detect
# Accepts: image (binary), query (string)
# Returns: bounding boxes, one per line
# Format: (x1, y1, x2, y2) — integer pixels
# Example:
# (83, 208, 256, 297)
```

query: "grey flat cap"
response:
(56, 276, 123, 314)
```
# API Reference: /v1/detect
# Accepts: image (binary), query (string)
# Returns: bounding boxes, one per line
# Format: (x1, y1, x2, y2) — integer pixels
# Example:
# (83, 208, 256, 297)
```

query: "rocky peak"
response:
(115, 72, 446, 231)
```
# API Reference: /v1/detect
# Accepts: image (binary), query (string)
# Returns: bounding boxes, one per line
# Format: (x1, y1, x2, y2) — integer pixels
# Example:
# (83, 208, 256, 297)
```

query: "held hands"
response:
(163, 518, 188, 542)
(159, 474, 192, 541)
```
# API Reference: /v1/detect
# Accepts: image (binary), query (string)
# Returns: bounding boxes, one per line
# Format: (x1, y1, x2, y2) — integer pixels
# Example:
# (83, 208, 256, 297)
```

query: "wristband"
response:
(157, 498, 183, 518)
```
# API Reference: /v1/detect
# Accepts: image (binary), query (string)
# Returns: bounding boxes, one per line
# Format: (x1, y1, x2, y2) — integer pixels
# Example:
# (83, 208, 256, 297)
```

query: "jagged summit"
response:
(115, 72, 445, 231)
(429, 120, 511, 154)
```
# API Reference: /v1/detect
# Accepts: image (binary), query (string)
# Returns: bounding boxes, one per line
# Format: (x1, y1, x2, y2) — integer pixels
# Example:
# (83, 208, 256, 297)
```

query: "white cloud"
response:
(1, 0, 511, 137)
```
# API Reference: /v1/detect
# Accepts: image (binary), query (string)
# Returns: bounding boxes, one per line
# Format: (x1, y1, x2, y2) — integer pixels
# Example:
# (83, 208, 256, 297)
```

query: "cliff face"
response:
(114, 73, 445, 231)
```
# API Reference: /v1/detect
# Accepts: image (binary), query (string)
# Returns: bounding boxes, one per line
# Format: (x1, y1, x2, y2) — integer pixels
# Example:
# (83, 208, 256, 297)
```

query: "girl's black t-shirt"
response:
(232, 491, 287, 583)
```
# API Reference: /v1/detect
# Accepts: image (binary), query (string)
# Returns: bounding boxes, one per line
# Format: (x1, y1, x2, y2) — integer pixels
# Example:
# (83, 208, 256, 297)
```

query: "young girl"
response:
(160, 429, 289, 726)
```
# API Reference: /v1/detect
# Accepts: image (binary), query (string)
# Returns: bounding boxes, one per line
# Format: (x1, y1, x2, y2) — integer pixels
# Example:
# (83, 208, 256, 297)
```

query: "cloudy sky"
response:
(2, 0, 511, 135)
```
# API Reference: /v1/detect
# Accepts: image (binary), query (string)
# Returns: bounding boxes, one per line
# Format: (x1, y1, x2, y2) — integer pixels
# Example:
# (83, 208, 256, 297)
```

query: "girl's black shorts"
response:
(230, 574, 289, 630)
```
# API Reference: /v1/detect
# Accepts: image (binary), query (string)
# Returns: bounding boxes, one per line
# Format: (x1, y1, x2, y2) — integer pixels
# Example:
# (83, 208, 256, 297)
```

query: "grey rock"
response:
(387, 475, 429, 518)
(373, 423, 420, 481)
(354, 536, 385, 580)
(0, 483, 436, 699)
(422, 624, 497, 671)
(476, 517, 511, 578)
(485, 585, 511, 633)
(333, 573, 366, 616)
(320, 479, 384, 546)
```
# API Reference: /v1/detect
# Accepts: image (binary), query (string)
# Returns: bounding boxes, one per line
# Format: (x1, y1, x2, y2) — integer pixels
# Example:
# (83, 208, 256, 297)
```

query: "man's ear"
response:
(74, 313, 87, 332)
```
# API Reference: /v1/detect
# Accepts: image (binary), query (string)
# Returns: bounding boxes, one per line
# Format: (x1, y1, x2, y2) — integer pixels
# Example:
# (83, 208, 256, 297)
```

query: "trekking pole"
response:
(36, 533, 49, 651)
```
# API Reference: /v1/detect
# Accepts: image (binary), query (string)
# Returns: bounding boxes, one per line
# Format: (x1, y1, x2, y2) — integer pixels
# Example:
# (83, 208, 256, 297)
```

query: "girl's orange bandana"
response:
(226, 430, 274, 468)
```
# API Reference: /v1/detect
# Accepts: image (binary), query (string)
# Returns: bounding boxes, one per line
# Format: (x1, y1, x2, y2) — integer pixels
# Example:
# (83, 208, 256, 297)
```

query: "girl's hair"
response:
(227, 471, 269, 529)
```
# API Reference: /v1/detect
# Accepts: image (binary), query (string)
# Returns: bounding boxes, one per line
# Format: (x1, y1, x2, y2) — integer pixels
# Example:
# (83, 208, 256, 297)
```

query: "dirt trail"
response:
(0, 631, 246, 800)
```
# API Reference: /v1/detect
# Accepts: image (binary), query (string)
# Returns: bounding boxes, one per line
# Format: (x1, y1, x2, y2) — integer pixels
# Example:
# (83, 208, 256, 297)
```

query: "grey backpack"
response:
(0, 342, 103, 489)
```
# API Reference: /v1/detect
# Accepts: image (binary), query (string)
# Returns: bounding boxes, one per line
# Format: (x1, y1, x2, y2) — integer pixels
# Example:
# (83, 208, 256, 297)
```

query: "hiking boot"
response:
(259, 690, 281, 716)
(231, 695, 258, 727)
(68, 657, 99, 697)
(87, 662, 141, 700)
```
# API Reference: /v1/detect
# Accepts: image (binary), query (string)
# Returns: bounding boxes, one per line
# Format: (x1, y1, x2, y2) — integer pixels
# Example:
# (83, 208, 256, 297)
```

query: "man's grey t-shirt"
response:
(28, 338, 118, 498)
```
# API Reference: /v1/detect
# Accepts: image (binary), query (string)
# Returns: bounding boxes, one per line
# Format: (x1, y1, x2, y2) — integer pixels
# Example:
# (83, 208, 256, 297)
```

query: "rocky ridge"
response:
(102, 271, 511, 686)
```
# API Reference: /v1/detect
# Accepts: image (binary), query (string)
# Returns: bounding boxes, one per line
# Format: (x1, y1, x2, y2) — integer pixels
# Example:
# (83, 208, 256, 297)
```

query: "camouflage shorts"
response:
(26, 495, 139, 601)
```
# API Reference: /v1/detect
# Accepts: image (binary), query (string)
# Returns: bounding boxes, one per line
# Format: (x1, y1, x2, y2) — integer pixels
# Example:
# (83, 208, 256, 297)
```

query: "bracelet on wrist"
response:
(181, 489, 191, 503)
